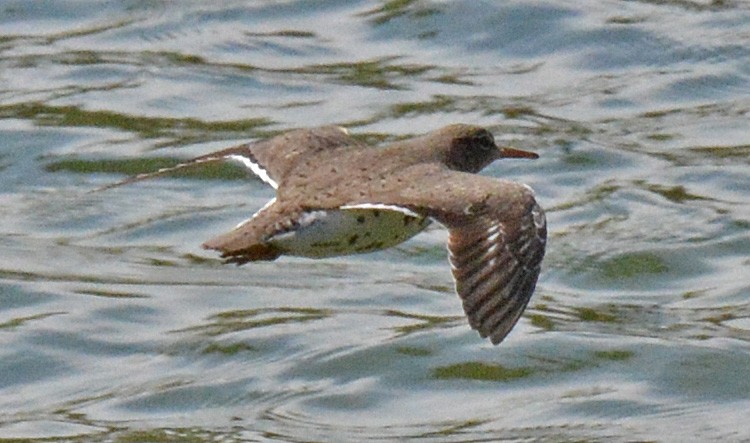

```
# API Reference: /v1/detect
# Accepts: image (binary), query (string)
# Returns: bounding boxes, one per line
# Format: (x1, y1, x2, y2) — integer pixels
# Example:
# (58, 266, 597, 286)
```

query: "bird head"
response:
(439, 124, 538, 173)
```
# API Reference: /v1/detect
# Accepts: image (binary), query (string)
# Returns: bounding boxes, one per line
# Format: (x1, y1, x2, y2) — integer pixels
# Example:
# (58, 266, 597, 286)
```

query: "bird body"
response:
(102, 124, 546, 344)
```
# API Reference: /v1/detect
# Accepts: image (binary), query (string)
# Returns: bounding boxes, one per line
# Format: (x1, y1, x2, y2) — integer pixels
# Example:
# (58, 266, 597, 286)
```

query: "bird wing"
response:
(347, 164, 547, 344)
(94, 125, 361, 191)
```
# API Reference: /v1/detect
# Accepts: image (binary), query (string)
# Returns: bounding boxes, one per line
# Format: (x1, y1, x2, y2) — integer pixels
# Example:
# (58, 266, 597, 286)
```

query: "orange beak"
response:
(498, 146, 539, 159)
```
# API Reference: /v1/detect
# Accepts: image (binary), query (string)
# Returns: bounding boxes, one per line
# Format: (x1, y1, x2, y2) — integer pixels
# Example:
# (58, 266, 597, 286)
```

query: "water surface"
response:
(1, 1, 749, 441)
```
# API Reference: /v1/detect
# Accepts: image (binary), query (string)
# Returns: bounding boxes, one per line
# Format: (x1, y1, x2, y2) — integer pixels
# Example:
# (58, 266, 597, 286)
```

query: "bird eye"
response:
(474, 131, 495, 151)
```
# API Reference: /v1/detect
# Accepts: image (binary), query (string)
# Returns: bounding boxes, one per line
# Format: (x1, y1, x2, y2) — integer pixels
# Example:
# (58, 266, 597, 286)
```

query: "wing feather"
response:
(343, 165, 546, 345)
(93, 125, 360, 192)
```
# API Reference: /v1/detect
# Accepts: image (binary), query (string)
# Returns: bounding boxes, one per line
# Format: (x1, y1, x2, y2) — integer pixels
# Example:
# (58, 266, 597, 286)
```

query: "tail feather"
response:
(201, 199, 296, 264)
(202, 237, 281, 264)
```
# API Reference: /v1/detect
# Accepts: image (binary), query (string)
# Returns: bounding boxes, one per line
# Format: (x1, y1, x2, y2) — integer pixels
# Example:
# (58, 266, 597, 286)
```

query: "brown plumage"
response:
(101, 124, 547, 344)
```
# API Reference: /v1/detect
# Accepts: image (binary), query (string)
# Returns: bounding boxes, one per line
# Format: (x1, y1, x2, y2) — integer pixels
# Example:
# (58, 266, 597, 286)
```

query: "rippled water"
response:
(1, 1, 749, 441)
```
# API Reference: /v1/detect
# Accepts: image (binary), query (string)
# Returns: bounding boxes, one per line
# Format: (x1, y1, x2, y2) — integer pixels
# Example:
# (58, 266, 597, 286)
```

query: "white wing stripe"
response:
(226, 154, 278, 189)
(235, 197, 276, 228)
(340, 203, 420, 218)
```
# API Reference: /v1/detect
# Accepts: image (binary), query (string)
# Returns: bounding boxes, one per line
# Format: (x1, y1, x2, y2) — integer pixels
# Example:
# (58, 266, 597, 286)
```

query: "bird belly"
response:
(268, 207, 430, 258)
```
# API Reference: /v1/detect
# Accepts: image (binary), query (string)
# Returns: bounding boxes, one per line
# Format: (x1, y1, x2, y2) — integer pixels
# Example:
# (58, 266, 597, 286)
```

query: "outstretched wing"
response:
(94, 125, 360, 192)
(446, 194, 546, 344)
(348, 164, 547, 345)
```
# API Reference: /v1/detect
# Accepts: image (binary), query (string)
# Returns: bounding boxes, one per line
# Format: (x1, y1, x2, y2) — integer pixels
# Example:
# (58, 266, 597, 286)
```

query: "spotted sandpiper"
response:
(103, 124, 547, 344)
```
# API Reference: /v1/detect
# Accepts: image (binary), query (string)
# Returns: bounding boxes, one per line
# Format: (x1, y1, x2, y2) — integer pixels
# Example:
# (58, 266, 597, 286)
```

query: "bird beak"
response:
(498, 145, 539, 159)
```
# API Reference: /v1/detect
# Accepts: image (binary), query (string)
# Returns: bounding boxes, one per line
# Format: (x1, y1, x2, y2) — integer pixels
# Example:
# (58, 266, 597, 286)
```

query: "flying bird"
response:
(101, 124, 547, 344)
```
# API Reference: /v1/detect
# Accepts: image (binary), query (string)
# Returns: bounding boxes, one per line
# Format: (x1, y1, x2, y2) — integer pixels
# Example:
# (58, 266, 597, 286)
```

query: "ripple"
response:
(1, 0, 749, 441)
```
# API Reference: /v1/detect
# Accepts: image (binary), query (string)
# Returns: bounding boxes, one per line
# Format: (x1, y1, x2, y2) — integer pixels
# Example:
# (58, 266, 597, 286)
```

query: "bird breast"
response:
(268, 205, 431, 258)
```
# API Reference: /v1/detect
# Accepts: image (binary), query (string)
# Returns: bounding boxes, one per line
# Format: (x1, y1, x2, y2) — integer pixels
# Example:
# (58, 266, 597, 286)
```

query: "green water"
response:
(1, 1, 749, 441)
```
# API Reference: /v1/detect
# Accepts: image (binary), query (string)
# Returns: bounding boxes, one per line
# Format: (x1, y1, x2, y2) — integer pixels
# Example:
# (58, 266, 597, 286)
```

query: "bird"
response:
(100, 124, 547, 344)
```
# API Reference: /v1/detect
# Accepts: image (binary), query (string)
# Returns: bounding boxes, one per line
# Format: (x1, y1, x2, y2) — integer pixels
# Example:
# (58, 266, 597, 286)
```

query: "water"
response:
(1, 0, 749, 441)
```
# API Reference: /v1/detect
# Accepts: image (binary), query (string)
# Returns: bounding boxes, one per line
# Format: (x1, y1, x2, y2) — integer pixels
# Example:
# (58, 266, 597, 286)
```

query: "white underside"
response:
(225, 155, 430, 258)
(269, 207, 431, 258)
